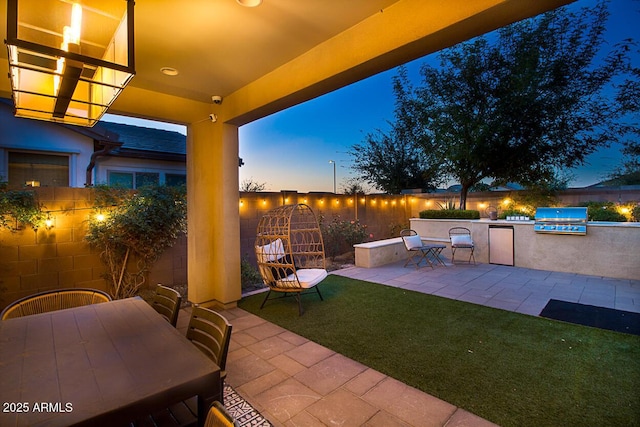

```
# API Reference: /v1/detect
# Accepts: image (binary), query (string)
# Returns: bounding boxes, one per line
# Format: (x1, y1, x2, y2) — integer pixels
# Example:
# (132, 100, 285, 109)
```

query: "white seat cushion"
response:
(451, 235, 473, 247)
(403, 234, 423, 250)
(278, 268, 327, 289)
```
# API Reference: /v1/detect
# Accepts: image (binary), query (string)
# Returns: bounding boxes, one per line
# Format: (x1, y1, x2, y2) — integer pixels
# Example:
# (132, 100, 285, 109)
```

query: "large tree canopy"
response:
(349, 67, 443, 194)
(352, 0, 635, 207)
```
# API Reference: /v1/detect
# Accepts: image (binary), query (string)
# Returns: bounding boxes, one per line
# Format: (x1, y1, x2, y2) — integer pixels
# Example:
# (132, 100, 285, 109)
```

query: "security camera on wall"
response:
(209, 113, 217, 123)
(211, 95, 223, 104)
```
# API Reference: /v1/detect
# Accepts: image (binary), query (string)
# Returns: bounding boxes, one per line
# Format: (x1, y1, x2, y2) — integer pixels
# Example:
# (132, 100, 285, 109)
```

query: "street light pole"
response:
(329, 160, 336, 193)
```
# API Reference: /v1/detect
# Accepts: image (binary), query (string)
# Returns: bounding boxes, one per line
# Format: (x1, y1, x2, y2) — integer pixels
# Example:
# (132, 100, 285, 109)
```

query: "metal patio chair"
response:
(449, 227, 476, 264)
(400, 229, 446, 269)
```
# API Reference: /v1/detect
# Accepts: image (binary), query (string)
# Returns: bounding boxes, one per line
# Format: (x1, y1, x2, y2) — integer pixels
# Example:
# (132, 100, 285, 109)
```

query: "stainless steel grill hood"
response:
(534, 207, 588, 235)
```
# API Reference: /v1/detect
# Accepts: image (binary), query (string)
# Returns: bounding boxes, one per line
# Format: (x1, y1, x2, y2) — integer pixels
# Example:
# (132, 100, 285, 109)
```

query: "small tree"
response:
(340, 177, 369, 195)
(240, 177, 267, 192)
(85, 185, 187, 299)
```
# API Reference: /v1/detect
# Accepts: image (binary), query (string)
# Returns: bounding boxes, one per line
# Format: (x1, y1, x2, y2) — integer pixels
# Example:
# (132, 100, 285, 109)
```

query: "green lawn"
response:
(239, 275, 640, 427)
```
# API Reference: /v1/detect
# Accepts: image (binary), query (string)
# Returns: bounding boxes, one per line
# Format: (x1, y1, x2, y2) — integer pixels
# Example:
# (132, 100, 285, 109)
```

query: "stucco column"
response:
(187, 119, 242, 308)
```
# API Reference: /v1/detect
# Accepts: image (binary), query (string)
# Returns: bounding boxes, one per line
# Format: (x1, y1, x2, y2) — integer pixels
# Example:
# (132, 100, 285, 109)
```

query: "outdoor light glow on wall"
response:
(5, 0, 135, 127)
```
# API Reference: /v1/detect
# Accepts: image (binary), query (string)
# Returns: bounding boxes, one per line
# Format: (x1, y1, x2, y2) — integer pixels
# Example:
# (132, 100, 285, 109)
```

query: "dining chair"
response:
(151, 284, 182, 327)
(187, 305, 233, 402)
(449, 227, 476, 264)
(129, 307, 233, 426)
(1, 288, 112, 320)
(204, 401, 239, 427)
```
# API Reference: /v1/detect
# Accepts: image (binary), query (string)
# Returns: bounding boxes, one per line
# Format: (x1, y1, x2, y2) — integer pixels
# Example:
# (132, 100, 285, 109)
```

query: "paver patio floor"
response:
(179, 261, 639, 426)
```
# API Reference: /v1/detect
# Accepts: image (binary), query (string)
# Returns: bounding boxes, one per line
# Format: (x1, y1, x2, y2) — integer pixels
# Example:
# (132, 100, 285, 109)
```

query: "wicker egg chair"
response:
(255, 203, 327, 315)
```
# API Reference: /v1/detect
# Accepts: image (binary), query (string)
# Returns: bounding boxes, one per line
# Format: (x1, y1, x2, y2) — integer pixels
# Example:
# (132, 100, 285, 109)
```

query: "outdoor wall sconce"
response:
(5, 0, 135, 127)
(44, 213, 54, 230)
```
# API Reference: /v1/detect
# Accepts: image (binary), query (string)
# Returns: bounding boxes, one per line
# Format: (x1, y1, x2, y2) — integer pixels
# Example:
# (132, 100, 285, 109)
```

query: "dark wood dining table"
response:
(0, 297, 220, 427)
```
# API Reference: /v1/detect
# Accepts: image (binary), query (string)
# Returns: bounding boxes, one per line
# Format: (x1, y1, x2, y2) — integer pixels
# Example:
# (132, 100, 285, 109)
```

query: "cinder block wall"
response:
(238, 192, 411, 265)
(0, 187, 187, 310)
(2, 187, 637, 309)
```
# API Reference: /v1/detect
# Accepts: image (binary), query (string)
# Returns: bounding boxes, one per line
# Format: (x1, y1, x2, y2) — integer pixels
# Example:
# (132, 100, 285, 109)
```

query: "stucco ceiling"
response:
(0, 0, 573, 124)
(132, 0, 401, 103)
(0, 0, 400, 104)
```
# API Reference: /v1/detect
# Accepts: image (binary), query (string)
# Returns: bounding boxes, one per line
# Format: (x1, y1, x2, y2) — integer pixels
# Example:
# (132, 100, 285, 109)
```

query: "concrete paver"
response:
(194, 260, 639, 426)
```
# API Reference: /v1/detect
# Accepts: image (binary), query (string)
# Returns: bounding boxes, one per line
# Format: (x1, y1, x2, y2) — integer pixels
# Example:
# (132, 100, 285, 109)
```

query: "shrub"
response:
(435, 198, 458, 210)
(581, 201, 627, 222)
(241, 257, 264, 290)
(588, 208, 627, 222)
(0, 184, 45, 231)
(632, 205, 640, 222)
(85, 185, 187, 299)
(419, 209, 480, 219)
(320, 216, 368, 260)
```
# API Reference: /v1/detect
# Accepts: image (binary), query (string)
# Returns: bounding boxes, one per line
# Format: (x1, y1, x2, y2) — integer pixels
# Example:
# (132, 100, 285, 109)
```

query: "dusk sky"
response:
(106, 0, 639, 193)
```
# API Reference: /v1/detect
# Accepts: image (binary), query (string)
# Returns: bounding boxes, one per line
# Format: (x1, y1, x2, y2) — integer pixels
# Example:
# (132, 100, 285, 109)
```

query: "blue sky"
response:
(106, 0, 639, 193)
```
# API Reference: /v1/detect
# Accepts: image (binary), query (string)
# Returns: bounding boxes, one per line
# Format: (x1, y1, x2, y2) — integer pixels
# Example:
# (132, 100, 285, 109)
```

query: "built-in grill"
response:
(534, 207, 588, 235)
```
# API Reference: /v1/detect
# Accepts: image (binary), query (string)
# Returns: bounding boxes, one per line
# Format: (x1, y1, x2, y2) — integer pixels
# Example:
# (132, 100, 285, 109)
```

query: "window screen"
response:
(166, 174, 186, 187)
(108, 172, 134, 188)
(8, 152, 69, 187)
(107, 171, 160, 189)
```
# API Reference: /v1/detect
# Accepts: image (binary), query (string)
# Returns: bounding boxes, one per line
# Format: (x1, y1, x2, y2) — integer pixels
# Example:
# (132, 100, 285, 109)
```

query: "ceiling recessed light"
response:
(237, 0, 262, 7)
(160, 67, 179, 76)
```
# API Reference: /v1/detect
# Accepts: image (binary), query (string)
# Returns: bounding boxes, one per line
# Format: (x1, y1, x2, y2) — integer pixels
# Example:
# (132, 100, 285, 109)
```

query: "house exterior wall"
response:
(1, 102, 186, 188)
(94, 156, 186, 187)
(1, 102, 91, 187)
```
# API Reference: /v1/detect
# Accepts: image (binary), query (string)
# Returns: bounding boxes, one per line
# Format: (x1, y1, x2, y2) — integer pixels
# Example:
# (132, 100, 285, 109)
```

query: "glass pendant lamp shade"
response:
(5, 0, 135, 127)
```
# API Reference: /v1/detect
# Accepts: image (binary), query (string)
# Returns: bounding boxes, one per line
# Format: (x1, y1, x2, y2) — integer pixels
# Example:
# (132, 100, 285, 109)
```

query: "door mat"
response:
(224, 384, 272, 426)
(540, 299, 640, 336)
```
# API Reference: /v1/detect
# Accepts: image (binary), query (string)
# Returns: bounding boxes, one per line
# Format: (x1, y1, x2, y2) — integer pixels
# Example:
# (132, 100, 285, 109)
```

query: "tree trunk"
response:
(459, 185, 470, 210)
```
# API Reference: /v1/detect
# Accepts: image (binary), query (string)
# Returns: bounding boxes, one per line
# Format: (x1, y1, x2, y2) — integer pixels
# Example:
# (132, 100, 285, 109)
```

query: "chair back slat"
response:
(151, 284, 182, 327)
(186, 306, 232, 371)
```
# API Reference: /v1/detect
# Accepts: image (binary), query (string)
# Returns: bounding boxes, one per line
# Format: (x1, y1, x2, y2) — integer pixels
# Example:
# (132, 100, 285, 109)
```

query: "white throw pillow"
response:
(404, 234, 423, 249)
(256, 238, 286, 262)
(451, 235, 473, 246)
